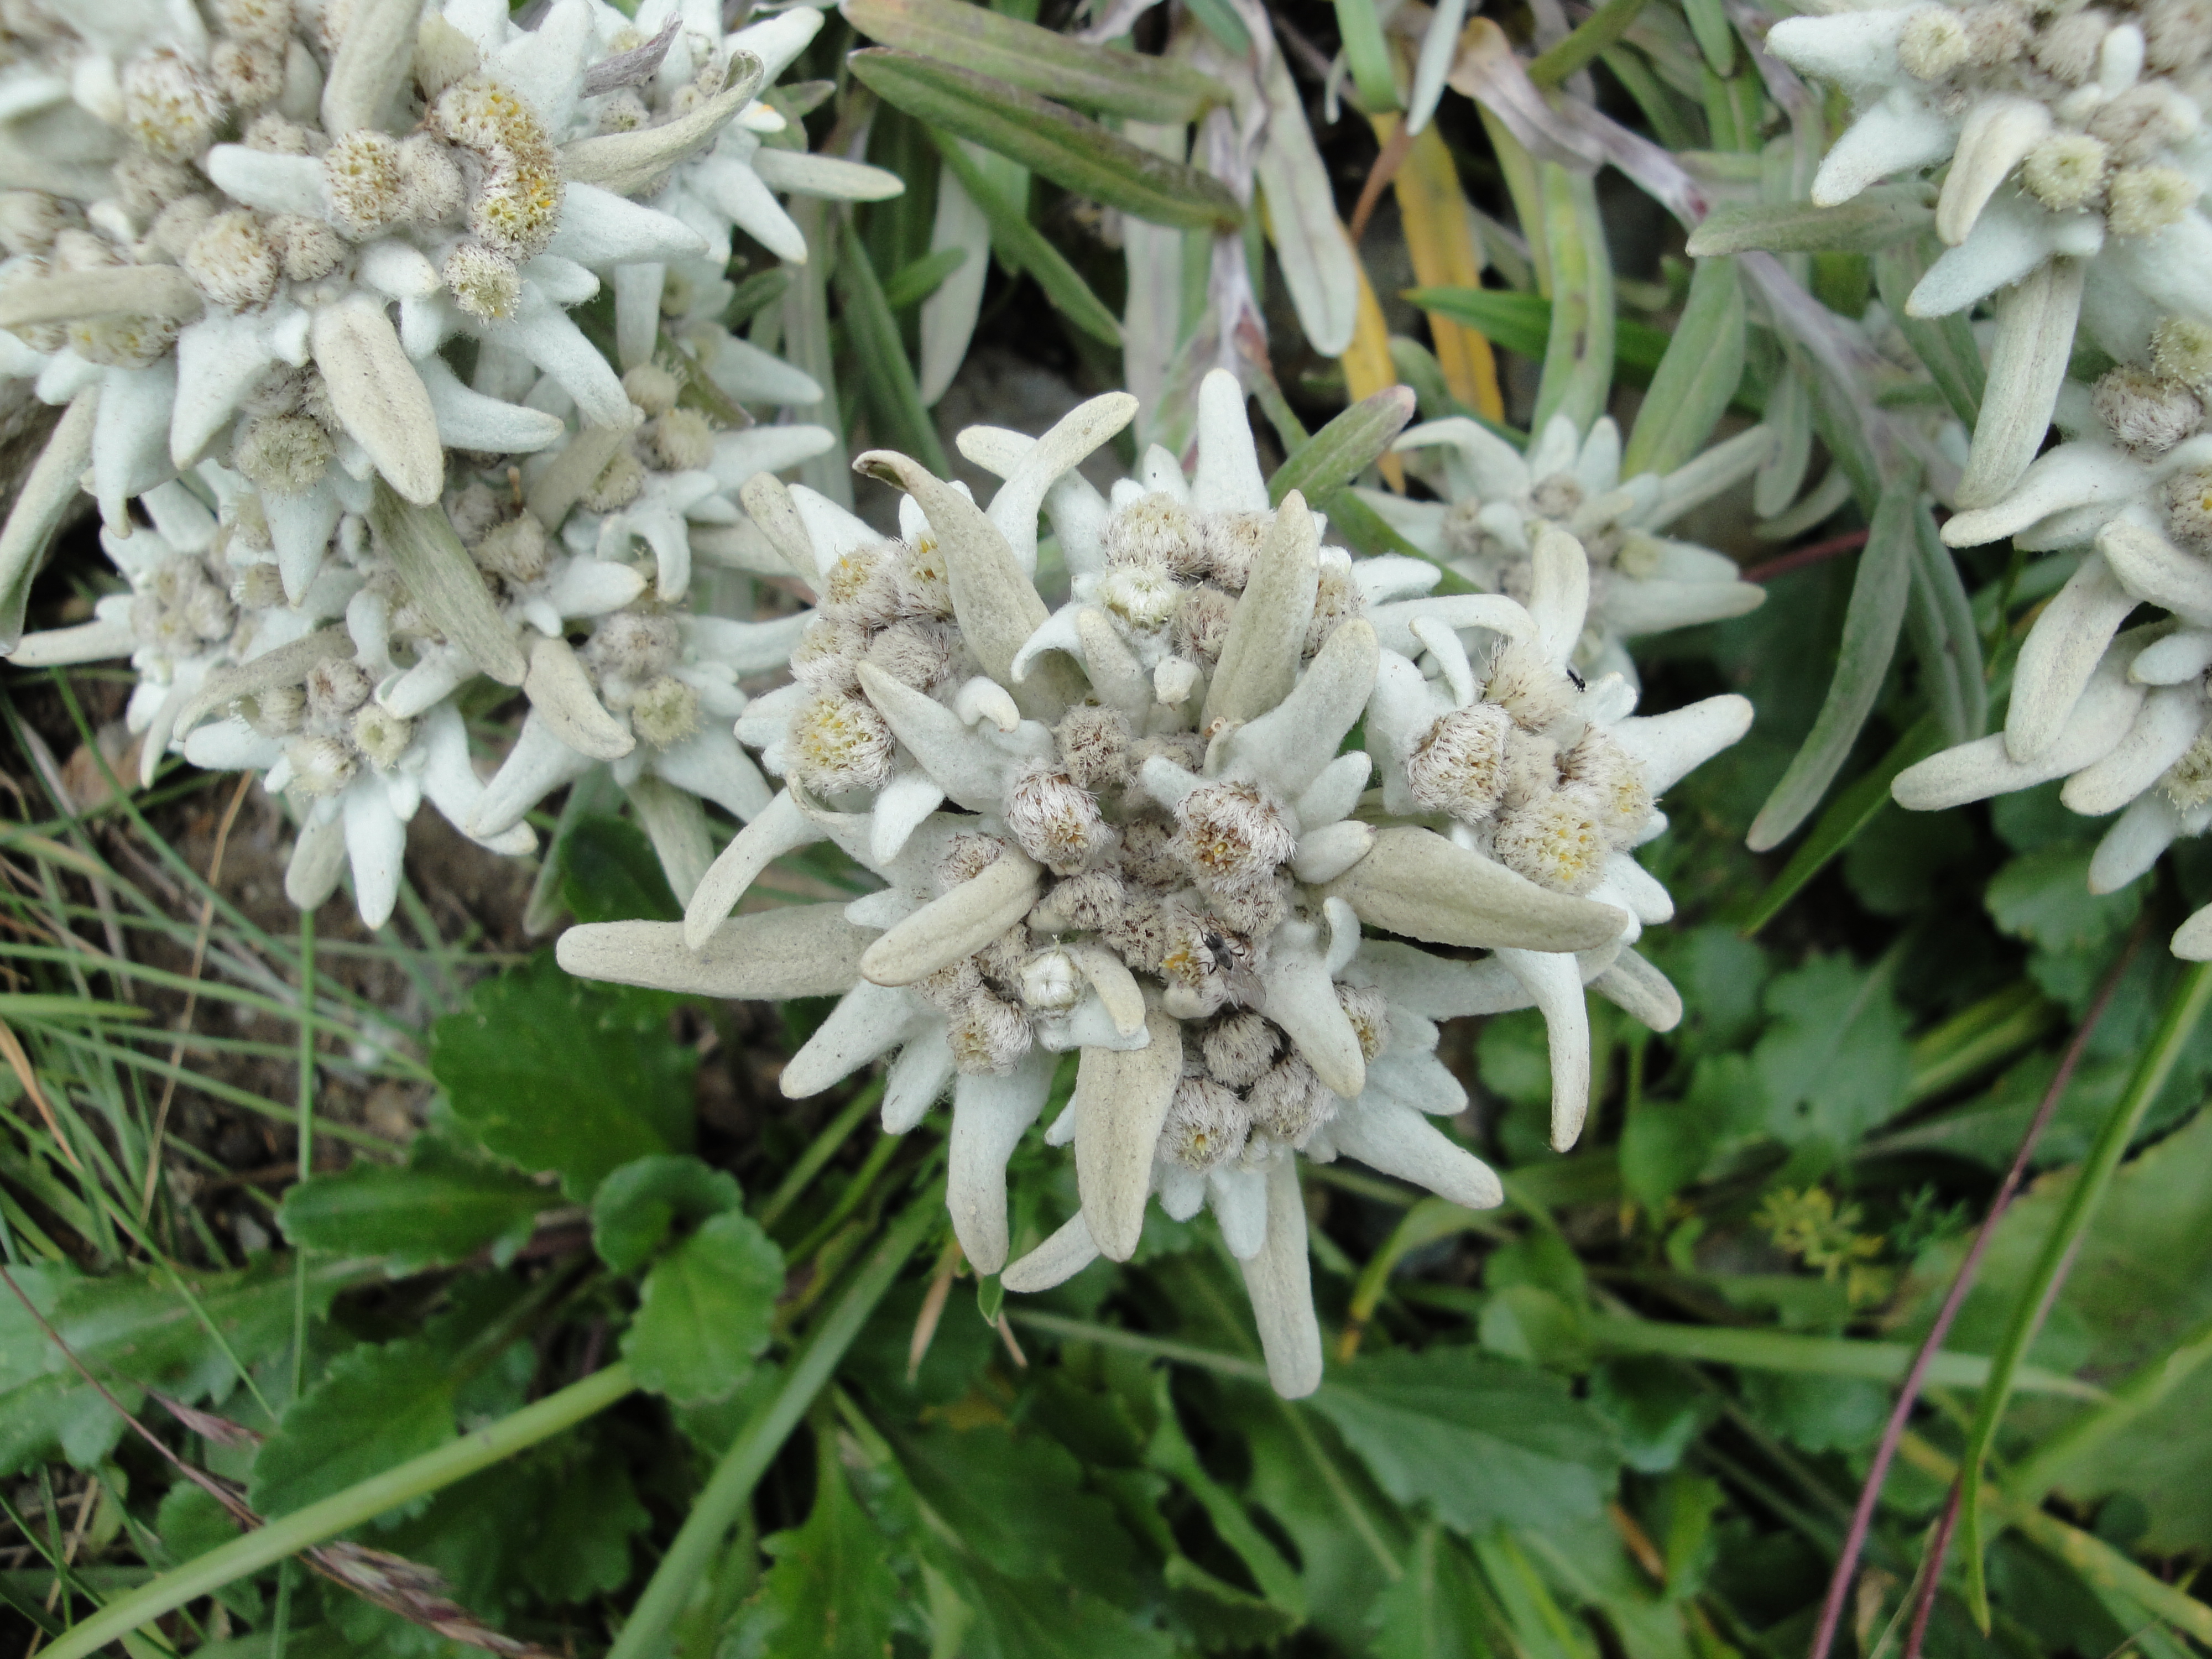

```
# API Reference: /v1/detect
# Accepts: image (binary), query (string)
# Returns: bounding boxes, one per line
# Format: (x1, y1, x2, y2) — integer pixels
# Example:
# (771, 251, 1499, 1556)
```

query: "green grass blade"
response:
(833, 213, 952, 477)
(1740, 714, 1939, 935)
(930, 132, 1123, 345)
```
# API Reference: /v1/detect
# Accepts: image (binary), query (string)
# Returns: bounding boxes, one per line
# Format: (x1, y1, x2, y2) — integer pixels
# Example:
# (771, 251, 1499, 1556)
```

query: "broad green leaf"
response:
(1620, 253, 1743, 478)
(1310, 1347, 1623, 1532)
(1985, 847, 2144, 955)
(1683, 187, 1933, 257)
(842, 0, 1227, 124)
(1753, 953, 1912, 1147)
(1746, 462, 1919, 851)
(729, 1441, 902, 1659)
(248, 1338, 457, 1518)
(1364, 1525, 1503, 1659)
(623, 1209, 783, 1405)
(431, 952, 695, 1199)
(834, 214, 952, 477)
(1735, 1370, 1889, 1453)
(935, 1551, 1180, 1659)
(591, 1153, 742, 1274)
(277, 1136, 552, 1274)
(931, 132, 1123, 346)
(1268, 386, 1417, 507)
(0, 1255, 364, 1478)
(848, 50, 1243, 232)
(559, 814, 681, 925)
(1587, 1358, 1710, 1474)
(1162, 1556, 1302, 1650)
(512, 1440, 654, 1606)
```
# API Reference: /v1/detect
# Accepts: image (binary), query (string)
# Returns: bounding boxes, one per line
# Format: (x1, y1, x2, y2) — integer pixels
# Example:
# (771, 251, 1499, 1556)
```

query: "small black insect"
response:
(1566, 666, 1587, 691)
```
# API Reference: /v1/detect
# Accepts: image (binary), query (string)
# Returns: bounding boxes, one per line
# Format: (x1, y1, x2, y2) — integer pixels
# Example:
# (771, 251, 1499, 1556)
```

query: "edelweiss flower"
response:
(1767, 0, 2212, 506)
(555, 370, 1750, 1395)
(1368, 412, 1770, 683)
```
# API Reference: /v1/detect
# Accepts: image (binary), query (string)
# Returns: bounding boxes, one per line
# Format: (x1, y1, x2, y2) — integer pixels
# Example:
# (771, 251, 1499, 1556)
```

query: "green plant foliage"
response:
(277, 1136, 552, 1274)
(623, 1211, 785, 1404)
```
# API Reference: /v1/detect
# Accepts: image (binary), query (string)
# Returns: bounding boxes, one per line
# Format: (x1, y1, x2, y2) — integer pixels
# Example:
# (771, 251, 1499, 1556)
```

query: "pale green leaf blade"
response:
(1683, 187, 1934, 257)
(276, 1138, 553, 1275)
(1621, 253, 1744, 478)
(623, 1209, 784, 1405)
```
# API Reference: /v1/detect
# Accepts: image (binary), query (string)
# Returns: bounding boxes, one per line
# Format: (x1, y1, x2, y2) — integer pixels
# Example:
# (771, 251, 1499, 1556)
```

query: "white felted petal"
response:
(1203, 491, 1321, 727)
(883, 1027, 955, 1133)
(311, 296, 443, 505)
(1351, 555, 1444, 607)
(870, 766, 947, 866)
(202, 145, 325, 216)
(1495, 945, 1592, 1151)
(986, 393, 1137, 575)
(468, 709, 596, 838)
(546, 181, 709, 268)
(1218, 618, 1380, 796)
(1292, 819, 1376, 884)
(1010, 601, 1088, 685)
(285, 811, 348, 911)
(1590, 947, 1682, 1031)
(860, 853, 1044, 985)
(1259, 925, 1366, 1098)
(1813, 87, 1957, 207)
(782, 980, 922, 1097)
(650, 724, 773, 822)
(342, 782, 408, 930)
(417, 353, 566, 453)
(11, 614, 137, 667)
(1366, 1047, 1468, 1115)
(1395, 415, 1529, 500)
(691, 154, 809, 264)
(1237, 1156, 1323, 1399)
(2089, 791, 2184, 893)
(557, 906, 873, 1001)
(786, 483, 881, 576)
(2133, 632, 2212, 685)
(695, 334, 822, 406)
(1909, 187, 2099, 319)
(1609, 694, 1754, 795)
(1527, 527, 1591, 666)
(1957, 257, 2086, 512)
(1942, 440, 2142, 549)
(1603, 576, 1766, 635)
(1366, 594, 1535, 658)
(266, 482, 343, 603)
(1353, 940, 1538, 1017)
(2006, 554, 2137, 761)
(2101, 520, 2212, 626)
(1003, 1210, 1102, 1293)
(947, 1046, 1056, 1273)
(1067, 944, 1145, 1037)
(357, 239, 440, 301)
(749, 148, 905, 202)
(855, 662, 1021, 811)
(1896, 665, 2145, 807)
(1294, 752, 1374, 833)
(171, 308, 283, 468)
(1324, 825, 1630, 952)
(1766, 10, 1906, 91)
(708, 425, 836, 492)
(1599, 852, 1674, 924)
(2174, 903, 2212, 960)
(1209, 1165, 1269, 1260)
(548, 556, 651, 618)
(483, 284, 632, 428)
(1938, 96, 2051, 246)
(1191, 368, 1268, 512)
(91, 359, 175, 529)
(2062, 686, 2204, 815)
(1074, 1008, 1180, 1262)
(181, 716, 281, 771)
(1331, 1097, 1504, 1212)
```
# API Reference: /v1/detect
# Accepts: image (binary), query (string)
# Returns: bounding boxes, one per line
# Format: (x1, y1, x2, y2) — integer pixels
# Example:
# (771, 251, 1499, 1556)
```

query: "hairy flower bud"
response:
(1004, 766, 1110, 875)
(2093, 365, 2204, 457)
(1172, 781, 1296, 890)
(1104, 492, 1207, 578)
(632, 675, 702, 748)
(1162, 1077, 1249, 1172)
(2108, 166, 2199, 237)
(324, 132, 408, 239)
(622, 363, 681, 418)
(122, 53, 226, 160)
(472, 513, 548, 582)
(947, 990, 1033, 1075)
(1203, 1010, 1281, 1088)
(1053, 703, 1131, 790)
(1405, 702, 1511, 822)
(286, 735, 358, 796)
(234, 413, 334, 495)
(1245, 1055, 1333, 1146)
(2022, 133, 2110, 211)
(444, 244, 521, 321)
(787, 690, 895, 794)
(184, 211, 279, 312)
(648, 408, 714, 473)
(352, 704, 413, 770)
(1493, 784, 1609, 895)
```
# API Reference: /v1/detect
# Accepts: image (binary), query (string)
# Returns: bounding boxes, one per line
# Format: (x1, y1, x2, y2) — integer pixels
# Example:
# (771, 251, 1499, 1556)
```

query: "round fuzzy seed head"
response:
(2022, 133, 2110, 210)
(448, 482, 503, 545)
(234, 414, 334, 496)
(947, 990, 1033, 1076)
(1203, 1011, 1280, 1089)
(148, 195, 215, 260)
(1173, 583, 1234, 667)
(1528, 472, 1586, 520)
(1405, 702, 1512, 823)
(244, 113, 321, 155)
(595, 89, 649, 132)
(1493, 783, 1609, 895)
(71, 311, 182, 369)
(790, 617, 867, 692)
(215, 0, 294, 46)
(1104, 491, 1207, 578)
(1156, 905, 1219, 988)
(1004, 766, 1110, 875)
(305, 658, 374, 725)
(270, 215, 344, 280)
(2154, 318, 2212, 395)
(286, 735, 358, 797)
(2087, 85, 2191, 168)
(648, 408, 714, 473)
(113, 152, 198, 220)
(1306, 560, 1361, 657)
(1482, 639, 1575, 733)
(2031, 5, 2109, 80)
(122, 53, 226, 160)
(212, 39, 283, 109)
(444, 244, 521, 321)
(589, 610, 681, 679)
(232, 561, 286, 610)
(0, 192, 67, 257)
(938, 833, 1008, 890)
(399, 137, 466, 225)
(864, 618, 961, 697)
(1245, 1055, 1333, 1146)
(1897, 7, 1970, 77)
(469, 147, 564, 262)
(631, 675, 702, 748)
(1033, 869, 1126, 933)
(896, 535, 953, 618)
(1162, 1077, 1249, 1173)
(1561, 726, 1653, 846)
(324, 132, 408, 238)
(472, 513, 548, 582)
(2164, 728, 2212, 808)
(248, 682, 305, 734)
(2094, 365, 2204, 456)
(1100, 896, 1174, 973)
(822, 543, 902, 628)
(912, 955, 984, 1015)
(1960, 1, 2031, 61)
(2142, 0, 2212, 72)
(583, 450, 646, 513)
(2164, 466, 2212, 552)
(1018, 945, 1083, 1012)
(1097, 562, 1181, 635)
(352, 703, 413, 770)
(788, 691, 895, 795)
(623, 363, 681, 417)
(184, 210, 279, 312)
(1335, 983, 1390, 1062)
(1054, 703, 1131, 790)
(1116, 813, 1182, 889)
(1173, 781, 1296, 889)
(1205, 870, 1290, 939)
(2108, 166, 2200, 236)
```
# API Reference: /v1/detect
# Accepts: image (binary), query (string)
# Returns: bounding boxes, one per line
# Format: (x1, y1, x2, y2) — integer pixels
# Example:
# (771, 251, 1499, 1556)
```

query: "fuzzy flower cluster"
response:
(1368, 412, 1771, 684)
(1768, 0, 2212, 508)
(1895, 314, 2212, 955)
(557, 372, 1750, 1396)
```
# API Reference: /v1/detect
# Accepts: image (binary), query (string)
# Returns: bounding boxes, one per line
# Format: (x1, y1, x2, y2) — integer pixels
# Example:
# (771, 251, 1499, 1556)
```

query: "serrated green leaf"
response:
(1162, 1555, 1302, 1650)
(1754, 952, 1912, 1147)
(1985, 848, 2144, 955)
(936, 1552, 1180, 1659)
(930, 133, 1121, 345)
(843, 0, 1227, 123)
(1364, 1525, 1502, 1659)
(1684, 187, 1932, 257)
(559, 814, 681, 925)
(512, 1441, 653, 1606)
(1268, 386, 1418, 507)
(591, 1154, 741, 1274)
(277, 1136, 551, 1274)
(1621, 253, 1744, 478)
(155, 1483, 261, 1620)
(431, 953, 694, 1200)
(848, 51, 1243, 232)
(623, 1209, 783, 1405)
(1309, 1347, 1623, 1532)
(729, 1438, 902, 1659)
(248, 1339, 457, 1519)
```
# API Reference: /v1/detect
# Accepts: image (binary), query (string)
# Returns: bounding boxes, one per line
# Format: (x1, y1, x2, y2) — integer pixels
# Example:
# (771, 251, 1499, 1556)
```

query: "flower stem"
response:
(38, 1362, 639, 1659)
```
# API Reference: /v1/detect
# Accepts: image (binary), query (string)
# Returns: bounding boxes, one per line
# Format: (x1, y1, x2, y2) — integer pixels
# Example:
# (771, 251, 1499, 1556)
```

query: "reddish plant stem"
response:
(1743, 529, 1872, 585)
(1349, 119, 1417, 244)
(1805, 924, 2145, 1659)
(1904, 1483, 1964, 1659)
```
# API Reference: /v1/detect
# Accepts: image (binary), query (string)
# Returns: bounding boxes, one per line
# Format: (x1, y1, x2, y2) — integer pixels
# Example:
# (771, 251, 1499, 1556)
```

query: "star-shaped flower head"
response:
(555, 369, 1752, 1395)
(1368, 411, 1770, 683)
(1767, 0, 2212, 509)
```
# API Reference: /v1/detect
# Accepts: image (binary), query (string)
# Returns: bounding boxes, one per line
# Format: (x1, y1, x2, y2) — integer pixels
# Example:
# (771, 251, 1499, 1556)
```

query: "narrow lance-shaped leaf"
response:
(1746, 463, 1922, 852)
(834, 215, 952, 478)
(931, 131, 1122, 346)
(1621, 253, 1744, 478)
(1740, 715, 1942, 936)
(1530, 163, 1614, 437)
(842, 0, 1227, 124)
(1333, 0, 1400, 112)
(1269, 385, 1418, 507)
(367, 483, 527, 686)
(849, 50, 1243, 233)
(1409, 288, 1672, 384)
(1684, 187, 1934, 257)
(1875, 237, 1985, 429)
(1904, 497, 1986, 747)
